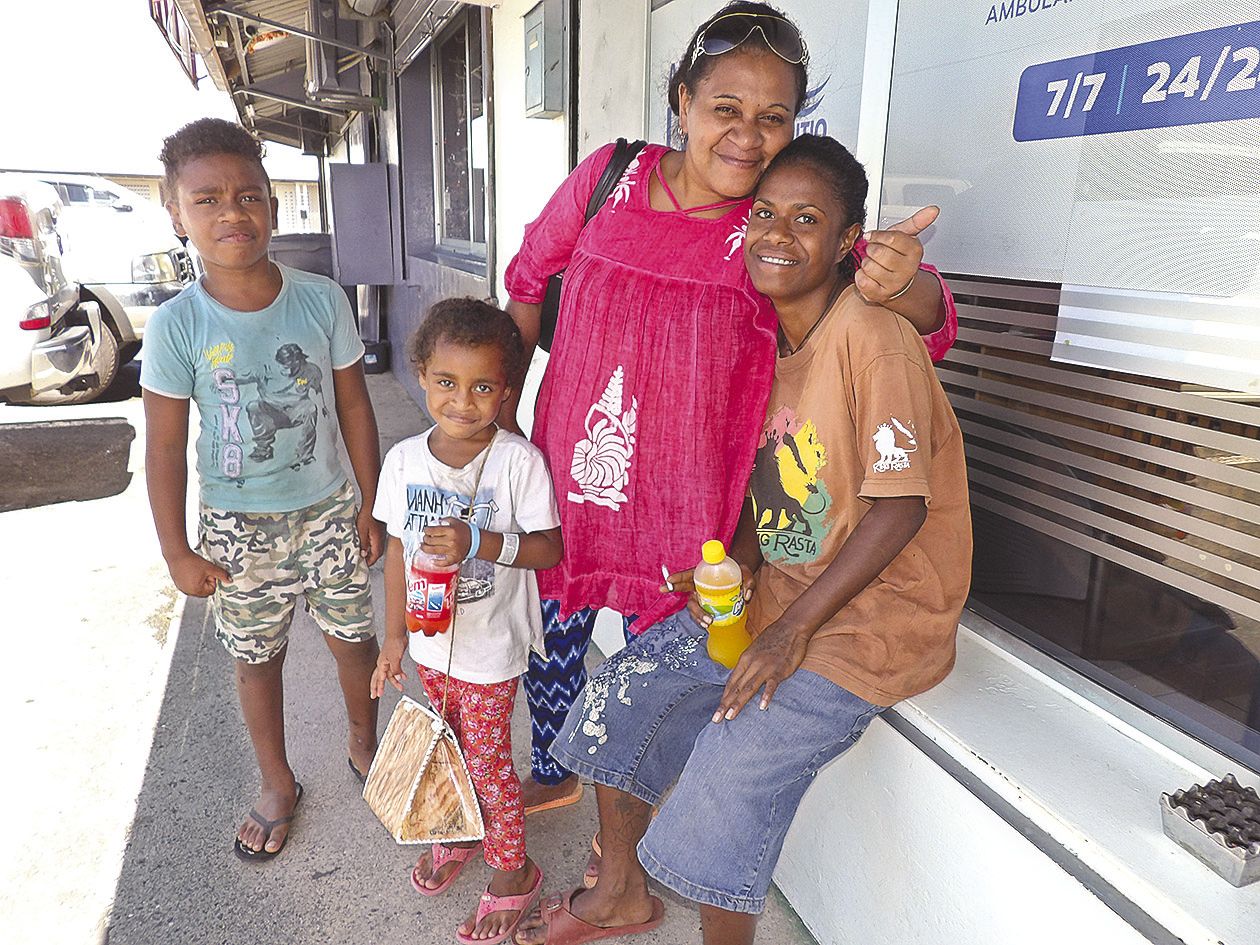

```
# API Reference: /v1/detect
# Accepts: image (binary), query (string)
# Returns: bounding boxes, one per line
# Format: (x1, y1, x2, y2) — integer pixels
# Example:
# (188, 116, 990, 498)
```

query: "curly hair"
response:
(667, 2, 809, 118)
(761, 135, 868, 280)
(158, 118, 269, 199)
(409, 297, 528, 389)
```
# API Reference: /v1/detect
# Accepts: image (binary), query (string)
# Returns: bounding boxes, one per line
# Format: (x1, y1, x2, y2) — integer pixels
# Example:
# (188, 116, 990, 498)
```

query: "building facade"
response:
(153, 2, 1260, 943)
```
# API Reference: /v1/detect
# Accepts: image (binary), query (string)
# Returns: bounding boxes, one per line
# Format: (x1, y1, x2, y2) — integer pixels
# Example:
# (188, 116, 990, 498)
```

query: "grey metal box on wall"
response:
(524, 0, 565, 118)
(329, 162, 396, 285)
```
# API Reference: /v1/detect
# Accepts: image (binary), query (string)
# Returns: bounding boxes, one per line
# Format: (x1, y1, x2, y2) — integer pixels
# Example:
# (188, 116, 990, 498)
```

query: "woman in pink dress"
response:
(501, 1, 958, 816)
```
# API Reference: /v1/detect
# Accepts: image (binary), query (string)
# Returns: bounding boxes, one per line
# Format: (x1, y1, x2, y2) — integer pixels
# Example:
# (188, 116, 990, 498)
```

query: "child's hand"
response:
(357, 506, 385, 566)
(371, 641, 408, 698)
(167, 550, 231, 598)
(421, 518, 472, 565)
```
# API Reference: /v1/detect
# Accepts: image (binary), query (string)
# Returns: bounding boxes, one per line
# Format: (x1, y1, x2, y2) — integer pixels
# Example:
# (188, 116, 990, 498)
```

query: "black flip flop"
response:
(348, 757, 367, 784)
(232, 782, 304, 862)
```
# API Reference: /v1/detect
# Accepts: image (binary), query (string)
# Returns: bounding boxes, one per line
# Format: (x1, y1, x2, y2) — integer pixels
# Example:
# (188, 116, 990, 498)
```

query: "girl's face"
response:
(418, 340, 511, 443)
(744, 162, 862, 306)
(677, 49, 799, 201)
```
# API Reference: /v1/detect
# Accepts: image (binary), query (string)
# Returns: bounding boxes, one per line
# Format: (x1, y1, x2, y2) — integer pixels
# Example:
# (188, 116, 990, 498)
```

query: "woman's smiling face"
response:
(677, 48, 800, 201)
(744, 161, 862, 306)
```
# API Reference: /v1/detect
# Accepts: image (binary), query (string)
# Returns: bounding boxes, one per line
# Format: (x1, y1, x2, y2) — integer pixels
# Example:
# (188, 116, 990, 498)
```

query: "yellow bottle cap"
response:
(702, 539, 726, 565)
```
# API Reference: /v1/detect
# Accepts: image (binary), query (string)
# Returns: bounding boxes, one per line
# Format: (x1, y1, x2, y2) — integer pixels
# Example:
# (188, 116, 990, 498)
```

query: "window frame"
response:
(430, 7, 489, 262)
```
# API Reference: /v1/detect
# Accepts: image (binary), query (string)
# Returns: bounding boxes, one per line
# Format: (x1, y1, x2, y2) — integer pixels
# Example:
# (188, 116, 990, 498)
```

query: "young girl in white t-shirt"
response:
(371, 298, 562, 945)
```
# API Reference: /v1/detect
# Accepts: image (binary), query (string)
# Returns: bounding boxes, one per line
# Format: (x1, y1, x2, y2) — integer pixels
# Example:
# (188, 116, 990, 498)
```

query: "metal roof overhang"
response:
(150, 1, 499, 153)
(150, 1, 384, 154)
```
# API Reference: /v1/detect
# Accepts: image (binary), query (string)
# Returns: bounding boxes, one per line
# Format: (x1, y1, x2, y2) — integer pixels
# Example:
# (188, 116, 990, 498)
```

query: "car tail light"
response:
(19, 300, 52, 330)
(0, 196, 39, 264)
(0, 197, 34, 240)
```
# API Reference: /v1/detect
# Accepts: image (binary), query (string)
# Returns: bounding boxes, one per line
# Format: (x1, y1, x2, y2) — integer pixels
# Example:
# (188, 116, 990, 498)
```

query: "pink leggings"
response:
(419, 667, 525, 871)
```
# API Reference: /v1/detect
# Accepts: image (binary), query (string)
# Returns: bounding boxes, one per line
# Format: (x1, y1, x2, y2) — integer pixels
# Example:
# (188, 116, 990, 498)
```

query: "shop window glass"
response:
(941, 278, 1260, 771)
(433, 11, 488, 256)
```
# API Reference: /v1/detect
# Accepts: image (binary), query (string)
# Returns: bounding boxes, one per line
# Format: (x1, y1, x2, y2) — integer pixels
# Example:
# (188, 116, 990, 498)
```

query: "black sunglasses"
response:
(691, 12, 808, 68)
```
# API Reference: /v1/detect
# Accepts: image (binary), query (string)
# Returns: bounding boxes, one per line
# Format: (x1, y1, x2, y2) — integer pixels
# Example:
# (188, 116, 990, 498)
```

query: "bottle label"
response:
(699, 585, 745, 627)
(407, 569, 455, 616)
(426, 583, 447, 611)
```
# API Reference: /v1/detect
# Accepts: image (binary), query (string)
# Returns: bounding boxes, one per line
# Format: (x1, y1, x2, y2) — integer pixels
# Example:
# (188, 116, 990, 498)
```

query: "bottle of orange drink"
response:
(693, 539, 752, 669)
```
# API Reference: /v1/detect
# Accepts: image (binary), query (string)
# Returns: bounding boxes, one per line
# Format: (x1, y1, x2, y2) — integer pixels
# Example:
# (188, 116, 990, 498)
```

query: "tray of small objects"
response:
(1160, 774, 1260, 887)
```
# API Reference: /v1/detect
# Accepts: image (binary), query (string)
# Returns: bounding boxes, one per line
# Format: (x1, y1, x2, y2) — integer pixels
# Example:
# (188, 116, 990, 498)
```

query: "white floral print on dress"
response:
(724, 211, 750, 261)
(567, 366, 639, 510)
(610, 154, 642, 211)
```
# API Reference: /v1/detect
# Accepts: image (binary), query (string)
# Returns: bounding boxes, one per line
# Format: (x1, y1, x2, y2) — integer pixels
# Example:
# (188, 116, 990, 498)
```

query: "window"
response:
(432, 10, 488, 256)
(52, 182, 91, 204)
(944, 277, 1260, 773)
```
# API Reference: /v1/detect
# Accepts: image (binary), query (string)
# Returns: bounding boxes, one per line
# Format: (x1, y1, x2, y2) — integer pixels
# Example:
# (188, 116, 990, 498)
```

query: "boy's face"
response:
(166, 153, 277, 275)
(418, 340, 512, 443)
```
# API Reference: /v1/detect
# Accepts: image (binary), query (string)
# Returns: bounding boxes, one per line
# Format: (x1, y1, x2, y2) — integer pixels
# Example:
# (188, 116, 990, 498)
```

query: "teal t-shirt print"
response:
(140, 264, 365, 513)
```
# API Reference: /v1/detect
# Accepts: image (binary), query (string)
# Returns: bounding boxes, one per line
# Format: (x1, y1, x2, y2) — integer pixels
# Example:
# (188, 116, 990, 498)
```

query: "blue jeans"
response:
(551, 610, 883, 914)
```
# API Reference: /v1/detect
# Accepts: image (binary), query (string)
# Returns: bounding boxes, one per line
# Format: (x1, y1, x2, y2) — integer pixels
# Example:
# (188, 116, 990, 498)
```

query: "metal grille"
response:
(944, 274, 1260, 625)
(173, 249, 196, 284)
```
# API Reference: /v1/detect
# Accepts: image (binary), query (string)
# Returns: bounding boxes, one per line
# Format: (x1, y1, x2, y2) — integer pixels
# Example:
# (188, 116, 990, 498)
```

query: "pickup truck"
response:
(35, 173, 195, 380)
(0, 175, 105, 404)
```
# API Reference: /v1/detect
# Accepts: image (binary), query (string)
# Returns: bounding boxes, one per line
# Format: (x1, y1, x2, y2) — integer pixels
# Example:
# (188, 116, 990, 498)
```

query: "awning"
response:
(149, 1, 500, 153)
(149, 1, 389, 154)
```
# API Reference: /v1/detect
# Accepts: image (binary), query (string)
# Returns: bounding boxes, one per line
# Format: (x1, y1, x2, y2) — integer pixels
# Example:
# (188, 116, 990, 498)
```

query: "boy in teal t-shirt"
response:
(140, 118, 385, 861)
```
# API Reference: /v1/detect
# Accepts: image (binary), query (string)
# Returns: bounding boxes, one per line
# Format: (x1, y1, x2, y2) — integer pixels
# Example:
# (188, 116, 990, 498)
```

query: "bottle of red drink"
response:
(405, 545, 460, 636)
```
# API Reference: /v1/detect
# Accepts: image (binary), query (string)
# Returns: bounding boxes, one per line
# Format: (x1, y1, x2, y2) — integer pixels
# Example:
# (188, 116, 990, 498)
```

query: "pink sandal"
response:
(411, 841, 483, 897)
(455, 864, 544, 945)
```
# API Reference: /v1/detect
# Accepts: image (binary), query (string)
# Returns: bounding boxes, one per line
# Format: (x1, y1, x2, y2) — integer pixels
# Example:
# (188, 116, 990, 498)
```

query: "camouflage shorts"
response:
(198, 480, 375, 663)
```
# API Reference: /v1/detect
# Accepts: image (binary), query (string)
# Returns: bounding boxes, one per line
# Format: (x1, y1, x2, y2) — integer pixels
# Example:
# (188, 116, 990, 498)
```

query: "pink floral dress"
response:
(505, 143, 956, 630)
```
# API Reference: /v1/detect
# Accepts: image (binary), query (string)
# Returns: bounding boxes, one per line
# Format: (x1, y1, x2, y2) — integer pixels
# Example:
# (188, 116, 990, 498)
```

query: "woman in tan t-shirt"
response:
(519, 136, 971, 945)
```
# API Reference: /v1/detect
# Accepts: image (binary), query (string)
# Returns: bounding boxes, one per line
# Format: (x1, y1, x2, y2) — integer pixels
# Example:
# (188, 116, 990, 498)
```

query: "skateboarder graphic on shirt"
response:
(239, 343, 328, 469)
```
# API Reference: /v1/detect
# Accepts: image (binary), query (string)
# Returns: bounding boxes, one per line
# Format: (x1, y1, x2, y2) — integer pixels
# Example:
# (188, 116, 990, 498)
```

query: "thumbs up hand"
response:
(854, 205, 940, 304)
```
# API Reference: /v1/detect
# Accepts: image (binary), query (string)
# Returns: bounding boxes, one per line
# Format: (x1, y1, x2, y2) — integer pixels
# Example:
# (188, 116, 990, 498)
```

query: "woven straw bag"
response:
(362, 433, 502, 845)
(362, 695, 485, 844)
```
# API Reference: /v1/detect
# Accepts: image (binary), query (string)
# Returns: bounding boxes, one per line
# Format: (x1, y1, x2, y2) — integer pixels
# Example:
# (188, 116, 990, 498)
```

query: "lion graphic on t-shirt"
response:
(752, 418, 827, 533)
(872, 418, 917, 473)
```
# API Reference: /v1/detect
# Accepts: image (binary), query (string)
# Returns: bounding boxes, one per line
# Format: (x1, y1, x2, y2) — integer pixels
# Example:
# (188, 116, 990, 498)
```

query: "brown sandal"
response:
(531, 889, 664, 944)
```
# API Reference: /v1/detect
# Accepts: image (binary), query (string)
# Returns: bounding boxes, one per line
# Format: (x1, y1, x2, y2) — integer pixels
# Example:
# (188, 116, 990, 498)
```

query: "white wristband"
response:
(496, 532, 520, 566)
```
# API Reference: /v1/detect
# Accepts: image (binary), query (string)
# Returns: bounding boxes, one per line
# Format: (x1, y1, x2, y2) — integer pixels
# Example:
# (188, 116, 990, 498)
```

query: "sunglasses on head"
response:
(691, 12, 808, 68)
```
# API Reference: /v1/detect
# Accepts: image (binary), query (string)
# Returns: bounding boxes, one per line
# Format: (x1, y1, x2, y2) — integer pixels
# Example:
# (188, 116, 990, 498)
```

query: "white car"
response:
(0, 175, 106, 404)
(36, 173, 195, 367)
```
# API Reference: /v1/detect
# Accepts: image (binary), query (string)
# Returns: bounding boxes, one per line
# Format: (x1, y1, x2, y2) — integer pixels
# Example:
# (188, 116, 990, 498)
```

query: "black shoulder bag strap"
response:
(537, 137, 648, 352)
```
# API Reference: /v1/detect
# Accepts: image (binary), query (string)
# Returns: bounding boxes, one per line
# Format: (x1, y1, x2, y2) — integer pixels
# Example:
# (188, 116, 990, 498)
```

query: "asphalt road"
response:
(0, 363, 816, 945)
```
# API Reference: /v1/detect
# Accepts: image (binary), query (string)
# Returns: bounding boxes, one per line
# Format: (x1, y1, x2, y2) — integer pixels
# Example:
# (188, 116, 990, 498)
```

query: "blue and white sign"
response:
(1014, 20, 1260, 141)
(882, 0, 1260, 308)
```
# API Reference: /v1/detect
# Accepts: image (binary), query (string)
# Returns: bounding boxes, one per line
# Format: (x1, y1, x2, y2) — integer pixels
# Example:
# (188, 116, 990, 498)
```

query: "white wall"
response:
(490, 0, 574, 298)
(775, 714, 1150, 945)
(576, 0, 651, 157)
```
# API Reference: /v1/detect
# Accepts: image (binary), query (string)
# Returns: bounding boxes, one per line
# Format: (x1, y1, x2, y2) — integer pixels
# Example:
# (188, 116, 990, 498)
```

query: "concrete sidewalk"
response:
(103, 371, 817, 945)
